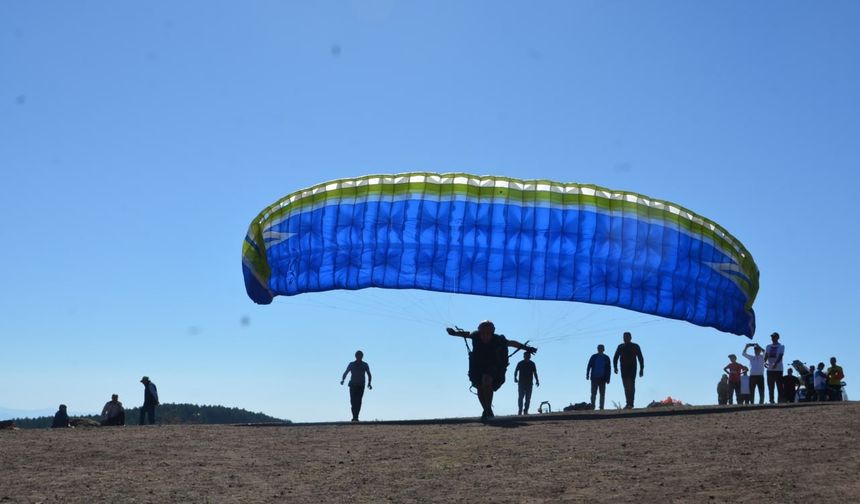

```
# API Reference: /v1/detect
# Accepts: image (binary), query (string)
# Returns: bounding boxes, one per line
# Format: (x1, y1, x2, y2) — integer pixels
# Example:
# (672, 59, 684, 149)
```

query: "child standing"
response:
(740, 370, 752, 404)
(723, 354, 749, 405)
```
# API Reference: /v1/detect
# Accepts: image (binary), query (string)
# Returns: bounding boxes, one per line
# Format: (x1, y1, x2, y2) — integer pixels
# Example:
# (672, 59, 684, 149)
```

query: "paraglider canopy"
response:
(242, 172, 759, 337)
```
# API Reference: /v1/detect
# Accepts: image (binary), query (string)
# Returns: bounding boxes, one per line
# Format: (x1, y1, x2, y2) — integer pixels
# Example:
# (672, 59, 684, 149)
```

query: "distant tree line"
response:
(10, 403, 289, 429)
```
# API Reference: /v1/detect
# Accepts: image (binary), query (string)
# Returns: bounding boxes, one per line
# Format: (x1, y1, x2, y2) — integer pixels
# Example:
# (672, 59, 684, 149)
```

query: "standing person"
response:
(613, 332, 644, 409)
(51, 404, 70, 428)
(740, 370, 752, 405)
(139, 376, 159, 425)
(586, 344, 611, 410)
(742, 343, 766, 404)
(782, 368, 801, 403)
(514, 352, 539, 415)
(764, 332, 785, 403)
(341, 350, 372, 422)
(827, 357, 845, 401)
(806, 365, 817, 401)
(717, 375, 730, 405)
(101, 394, 125, 426)
(813, 363, 828, 402)
(447, 321, 537, 421)
(723, 354, 748, 405)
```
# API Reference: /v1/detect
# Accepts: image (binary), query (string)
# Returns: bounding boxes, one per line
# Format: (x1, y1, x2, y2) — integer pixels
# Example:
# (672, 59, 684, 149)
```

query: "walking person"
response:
(446, 321, 536, 421)
(139, 376, 159, 425)
(586, 344, 611, 410)
(613, 332, 644, 409)
(341, 350, 372, 422)
(764, 332, 785, 403)
(742, 343, 766, 404)
(514, 352, 539, 415)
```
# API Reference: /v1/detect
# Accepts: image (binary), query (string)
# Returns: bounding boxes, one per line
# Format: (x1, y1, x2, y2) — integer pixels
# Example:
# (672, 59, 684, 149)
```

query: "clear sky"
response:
(1, 1, 858, 422)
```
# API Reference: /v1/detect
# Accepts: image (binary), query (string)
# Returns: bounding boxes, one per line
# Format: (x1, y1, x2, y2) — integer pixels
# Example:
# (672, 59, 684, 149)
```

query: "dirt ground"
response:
(1, 402, 857, 503)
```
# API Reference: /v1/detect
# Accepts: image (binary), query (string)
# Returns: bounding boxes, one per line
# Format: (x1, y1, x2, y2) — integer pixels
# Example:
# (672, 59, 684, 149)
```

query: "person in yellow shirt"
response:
(826, 357, 845, 401)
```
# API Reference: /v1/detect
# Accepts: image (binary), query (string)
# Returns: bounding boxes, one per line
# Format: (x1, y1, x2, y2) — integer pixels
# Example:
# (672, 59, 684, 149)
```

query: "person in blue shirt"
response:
(587, 344, 612, 410)
(341, 350, 372, 422)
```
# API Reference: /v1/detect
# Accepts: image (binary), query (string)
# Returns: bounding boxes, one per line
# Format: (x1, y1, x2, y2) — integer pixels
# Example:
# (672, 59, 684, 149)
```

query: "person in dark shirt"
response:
(514, 352, 540, 415)
(613, 332, 644, 409)
(51, 404, 69, 428)
(341, 350, 372, 422)
(782, 368, 801, 403)
(587, 344, 612, 410)
(139, 376, 159, 425)
(447, 321, 536, 421)
(717, 375, 730, 405)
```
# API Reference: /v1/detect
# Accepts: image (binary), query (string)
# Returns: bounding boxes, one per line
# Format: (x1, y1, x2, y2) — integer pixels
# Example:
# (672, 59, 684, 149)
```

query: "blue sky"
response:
(1, 1, 858, 422)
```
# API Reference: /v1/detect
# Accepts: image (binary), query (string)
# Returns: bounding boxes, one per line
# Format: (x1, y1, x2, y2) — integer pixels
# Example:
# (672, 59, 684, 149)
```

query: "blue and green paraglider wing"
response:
(242, 173, 759, 337)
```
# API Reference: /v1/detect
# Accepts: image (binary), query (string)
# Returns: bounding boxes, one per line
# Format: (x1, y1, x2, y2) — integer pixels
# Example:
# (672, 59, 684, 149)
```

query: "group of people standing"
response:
(50, 376, 159, 428)
(719, 332, 845, 405)
(446, 323, 645, 419)
(721, 332, 786, 405)
(343, 323, 649, 422)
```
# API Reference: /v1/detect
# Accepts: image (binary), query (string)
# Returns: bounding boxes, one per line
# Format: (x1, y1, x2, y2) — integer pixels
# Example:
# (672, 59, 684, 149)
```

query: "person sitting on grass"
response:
(51, 404, 69, 428)
(101, 394, 125, 426)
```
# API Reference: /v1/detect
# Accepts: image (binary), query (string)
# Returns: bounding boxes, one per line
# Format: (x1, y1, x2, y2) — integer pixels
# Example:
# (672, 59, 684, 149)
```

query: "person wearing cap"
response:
(139, 376, 159, 425)
(447, 321, 537, 421)
(101, 394, 125, 426)
(742, 342, 766, 404)
(341, 350, 372, 422)
(514, 351, 539, 415)
(764, 332, 785, 403)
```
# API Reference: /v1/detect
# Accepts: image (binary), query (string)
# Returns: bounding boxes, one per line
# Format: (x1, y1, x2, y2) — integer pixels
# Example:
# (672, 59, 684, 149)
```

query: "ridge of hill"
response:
(8, 403, 289, 428)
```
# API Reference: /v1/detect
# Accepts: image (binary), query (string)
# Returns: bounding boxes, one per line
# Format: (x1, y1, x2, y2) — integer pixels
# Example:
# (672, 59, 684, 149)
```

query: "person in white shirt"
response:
(764, 332, 785, 403)
(742, 343, 766, 404)
(100, 394, 125, 426)
(739, 370, 752, 404)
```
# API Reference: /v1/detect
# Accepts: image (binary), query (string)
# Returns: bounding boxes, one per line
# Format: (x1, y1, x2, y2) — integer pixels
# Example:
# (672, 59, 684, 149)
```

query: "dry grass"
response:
(1, 402, 857, 503)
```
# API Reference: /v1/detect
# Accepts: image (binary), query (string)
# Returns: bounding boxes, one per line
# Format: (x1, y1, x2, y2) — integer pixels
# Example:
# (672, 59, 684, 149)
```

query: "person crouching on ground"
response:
(51, 404, 70, 428)
(447, 321, 536, 421)
(101, 394, 125, 426)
